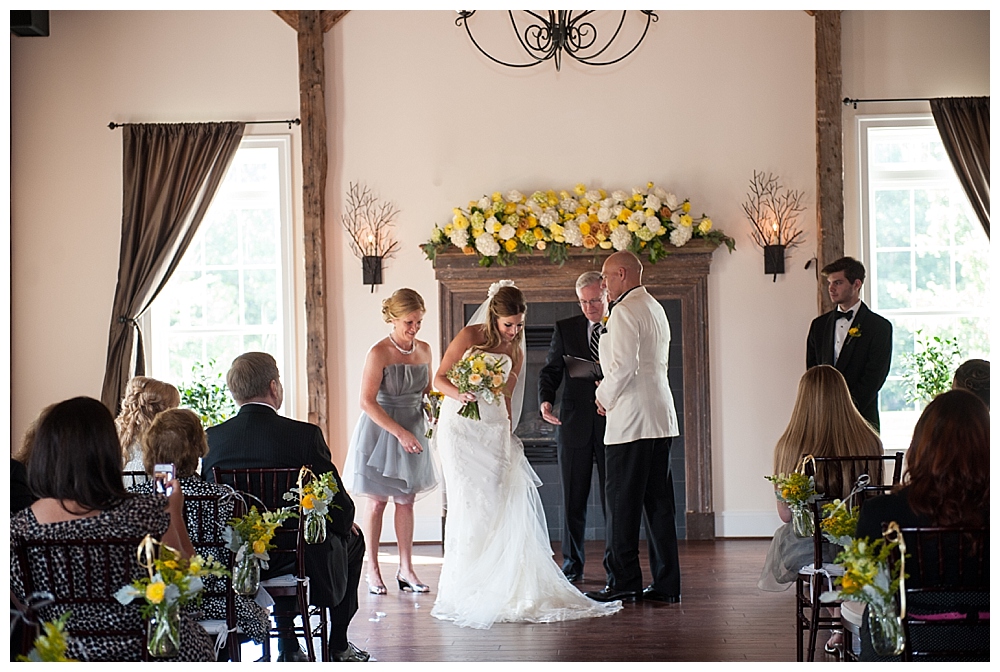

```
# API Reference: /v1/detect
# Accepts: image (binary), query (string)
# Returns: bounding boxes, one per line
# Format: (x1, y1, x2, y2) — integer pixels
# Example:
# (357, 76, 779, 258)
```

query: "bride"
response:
(430, 280, 622, 629)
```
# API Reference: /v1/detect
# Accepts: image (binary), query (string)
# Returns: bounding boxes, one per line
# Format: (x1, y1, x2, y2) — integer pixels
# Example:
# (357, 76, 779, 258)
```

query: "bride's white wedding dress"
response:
(431, 350, 622, 629)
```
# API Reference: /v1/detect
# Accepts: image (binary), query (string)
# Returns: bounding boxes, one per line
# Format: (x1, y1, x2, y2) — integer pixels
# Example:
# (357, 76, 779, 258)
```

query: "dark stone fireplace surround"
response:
(433, 242, 718, 540)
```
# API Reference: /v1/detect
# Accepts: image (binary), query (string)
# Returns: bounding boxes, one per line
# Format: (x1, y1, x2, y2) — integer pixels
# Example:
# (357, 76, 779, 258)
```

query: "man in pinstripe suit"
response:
(204, 352, 369, 662)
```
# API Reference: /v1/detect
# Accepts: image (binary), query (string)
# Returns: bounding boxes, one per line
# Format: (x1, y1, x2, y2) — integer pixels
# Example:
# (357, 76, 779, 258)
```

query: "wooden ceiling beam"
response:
(273, 9, 349, 33)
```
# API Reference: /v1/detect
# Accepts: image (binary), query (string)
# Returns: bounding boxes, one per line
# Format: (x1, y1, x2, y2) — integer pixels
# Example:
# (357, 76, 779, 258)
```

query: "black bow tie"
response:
(837, 310, 854, 321)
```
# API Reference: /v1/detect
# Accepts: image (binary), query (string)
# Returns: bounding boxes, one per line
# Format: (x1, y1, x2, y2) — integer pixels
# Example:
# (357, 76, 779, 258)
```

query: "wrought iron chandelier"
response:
(455, 10, 658, 72)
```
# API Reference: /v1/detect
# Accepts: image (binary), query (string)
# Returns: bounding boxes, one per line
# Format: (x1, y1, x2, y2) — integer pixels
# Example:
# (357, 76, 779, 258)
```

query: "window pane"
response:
(166, 271, 204, 327)
(875, 250, 911, 309)
(243, 333, 279, 358)
(203, 211, 238, 265)
(242, 208, 278, 265)
(913, 250, 951, 308)
(913, 189, 954, 247)
(954, 247, 988, 307)
(874, 190, 910, 247)
(244, 269, 278, 326)
(879, 378, 910, 413)
(168, 336, 205, 381)
(205, 334, 243, 368)
(205, 270, 240, 325)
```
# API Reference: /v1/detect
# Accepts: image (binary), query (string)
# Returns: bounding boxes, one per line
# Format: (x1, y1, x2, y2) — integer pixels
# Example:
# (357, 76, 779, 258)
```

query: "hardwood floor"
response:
(243, 538, 842, 663)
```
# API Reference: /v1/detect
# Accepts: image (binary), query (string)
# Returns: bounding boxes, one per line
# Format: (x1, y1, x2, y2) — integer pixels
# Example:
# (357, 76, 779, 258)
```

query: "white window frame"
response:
(856, 114, 989, 450)
(143, 135, 298, 417)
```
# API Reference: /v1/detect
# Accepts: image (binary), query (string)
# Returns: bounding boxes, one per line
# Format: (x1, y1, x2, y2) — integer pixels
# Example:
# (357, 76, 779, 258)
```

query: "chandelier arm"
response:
(511, 10, 556, 62)
(564, 10, 622, 60)
(572, 10, 657, 67)
(458, 10, 546, 68)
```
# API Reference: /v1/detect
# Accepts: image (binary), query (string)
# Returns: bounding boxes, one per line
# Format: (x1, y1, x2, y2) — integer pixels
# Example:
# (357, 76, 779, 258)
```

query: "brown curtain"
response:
(930, 97, 990, 237)
(100, 122, 245, 413)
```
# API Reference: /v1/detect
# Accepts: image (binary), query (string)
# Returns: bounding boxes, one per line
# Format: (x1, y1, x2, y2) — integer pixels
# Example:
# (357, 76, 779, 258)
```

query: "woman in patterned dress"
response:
(127, 407, 271, 650)
(10, 396, 215, 661)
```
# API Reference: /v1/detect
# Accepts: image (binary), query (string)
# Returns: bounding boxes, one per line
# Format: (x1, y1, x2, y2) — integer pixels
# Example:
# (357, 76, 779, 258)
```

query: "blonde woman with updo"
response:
(115, 376, 180, 471)
(343, 288, 439, 595)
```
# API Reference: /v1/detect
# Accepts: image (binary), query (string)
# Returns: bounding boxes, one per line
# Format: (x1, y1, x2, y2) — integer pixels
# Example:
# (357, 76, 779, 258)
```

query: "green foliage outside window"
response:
(900, 330, 961, 406)
(178, 359, 236, 427)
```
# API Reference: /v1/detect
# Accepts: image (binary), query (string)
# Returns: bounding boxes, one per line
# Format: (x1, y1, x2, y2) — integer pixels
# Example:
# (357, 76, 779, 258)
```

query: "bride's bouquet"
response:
(446, 351, 507, 420)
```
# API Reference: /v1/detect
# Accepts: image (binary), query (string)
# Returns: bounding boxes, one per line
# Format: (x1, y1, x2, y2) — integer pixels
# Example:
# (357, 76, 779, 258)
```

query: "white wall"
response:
(9, 10, 989, 542)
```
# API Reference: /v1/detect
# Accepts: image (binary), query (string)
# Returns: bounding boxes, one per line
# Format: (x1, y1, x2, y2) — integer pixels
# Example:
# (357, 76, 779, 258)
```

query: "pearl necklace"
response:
(388, 333, 415, 355)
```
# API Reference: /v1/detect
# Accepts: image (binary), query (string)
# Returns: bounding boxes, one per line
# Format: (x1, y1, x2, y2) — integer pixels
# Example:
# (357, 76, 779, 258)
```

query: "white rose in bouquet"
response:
(644, 194, 662, 211)
(597, 206, 613, 223)
(585, 190, 602, 203)
(645, 215, 663, 234)
(498, 224, 516, 240)
(478, 196, 491, 211)
(506, 190, 524, 203)
(611, 190, 628, 203)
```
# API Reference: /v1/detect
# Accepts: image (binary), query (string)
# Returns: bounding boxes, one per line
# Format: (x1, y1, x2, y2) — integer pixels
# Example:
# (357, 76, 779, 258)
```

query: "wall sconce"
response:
(342, 182, 400, 292)
(741, 170, 806, 282)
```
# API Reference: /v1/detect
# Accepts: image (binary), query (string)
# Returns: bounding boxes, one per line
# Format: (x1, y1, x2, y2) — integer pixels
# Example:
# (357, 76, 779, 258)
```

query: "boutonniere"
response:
(847, 326, 862, 339)
(601, 316, 608, 327)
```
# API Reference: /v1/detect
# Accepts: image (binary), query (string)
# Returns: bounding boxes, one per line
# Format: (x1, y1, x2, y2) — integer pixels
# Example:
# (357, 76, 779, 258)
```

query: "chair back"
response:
(210, 467, 310, 578)
(890, 525, 989, 661)
(13, 535, 150, 661)
(122, 470, 150, 489)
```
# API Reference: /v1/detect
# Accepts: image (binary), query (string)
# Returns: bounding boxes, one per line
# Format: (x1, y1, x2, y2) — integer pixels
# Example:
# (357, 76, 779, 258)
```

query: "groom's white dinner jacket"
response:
(595, 285, 679, 445)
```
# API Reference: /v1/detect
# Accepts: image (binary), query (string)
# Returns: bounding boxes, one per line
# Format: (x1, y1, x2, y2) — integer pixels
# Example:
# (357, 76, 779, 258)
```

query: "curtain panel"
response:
(930, 97, 990, 237)
(100, 122, 245, 413)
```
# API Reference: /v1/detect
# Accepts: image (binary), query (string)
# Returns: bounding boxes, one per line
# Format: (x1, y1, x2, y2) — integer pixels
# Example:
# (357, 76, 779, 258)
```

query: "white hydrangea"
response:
(498, 224, 516, 240)
(475, 232, 500, 256)
(563, 224, 584, 246)
(560, 198, 579, 212)
(450, 228, 469, 248)
(585, 190, 602, 203)
(644, 194, 662, 211)
(540, 211, 556, 228)
(478, 196, 491, 211)
(610, 226, 633, 250)
(645, 215, 663, 234)
(506, 190, 524, 203)
(611, 190, 628, 203)
(597, 206, 613, 223)
(669, 225, 692, 247)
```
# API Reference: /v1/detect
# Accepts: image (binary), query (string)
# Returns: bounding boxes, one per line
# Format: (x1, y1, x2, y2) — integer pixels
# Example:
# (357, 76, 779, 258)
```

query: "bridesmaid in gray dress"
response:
(344, 288, 439, 595)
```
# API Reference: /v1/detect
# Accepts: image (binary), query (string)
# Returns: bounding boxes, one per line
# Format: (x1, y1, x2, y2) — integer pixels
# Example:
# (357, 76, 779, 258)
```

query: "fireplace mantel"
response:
(432, 241, 718, 539)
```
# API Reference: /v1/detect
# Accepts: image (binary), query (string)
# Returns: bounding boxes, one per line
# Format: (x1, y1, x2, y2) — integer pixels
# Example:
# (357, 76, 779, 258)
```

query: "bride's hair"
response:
(481, 285, 526, 366)
(381, 288, 425, 323)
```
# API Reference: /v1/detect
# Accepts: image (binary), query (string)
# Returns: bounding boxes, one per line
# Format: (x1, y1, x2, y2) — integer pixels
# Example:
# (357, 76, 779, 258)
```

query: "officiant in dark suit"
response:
(537, 271, 608, 584)
(806, 256, 892, 431)
(203, 352, 369, 662)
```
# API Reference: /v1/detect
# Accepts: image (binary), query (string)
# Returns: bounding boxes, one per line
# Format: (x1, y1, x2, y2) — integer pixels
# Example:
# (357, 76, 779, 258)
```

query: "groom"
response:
(586, 251, 681, 604)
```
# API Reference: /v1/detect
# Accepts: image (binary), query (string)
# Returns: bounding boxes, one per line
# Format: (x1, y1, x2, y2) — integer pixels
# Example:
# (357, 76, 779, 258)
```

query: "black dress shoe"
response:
(563, 571, 582, 584)
(642, 586, 681, 603)
(276, 646, 310, 662)
(585, 587, 642, 603)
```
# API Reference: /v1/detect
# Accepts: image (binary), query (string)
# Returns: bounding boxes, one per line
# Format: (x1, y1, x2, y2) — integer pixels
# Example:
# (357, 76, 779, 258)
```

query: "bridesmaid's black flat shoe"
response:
(396, 572, 430, 593)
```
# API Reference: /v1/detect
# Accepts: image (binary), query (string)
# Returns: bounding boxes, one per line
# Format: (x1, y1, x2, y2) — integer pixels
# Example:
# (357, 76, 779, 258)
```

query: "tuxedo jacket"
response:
(204, 403, 356, 606)
(537, 313, 606, 451)
(595, 286, 679, 445)
(806, 302, 892, 429)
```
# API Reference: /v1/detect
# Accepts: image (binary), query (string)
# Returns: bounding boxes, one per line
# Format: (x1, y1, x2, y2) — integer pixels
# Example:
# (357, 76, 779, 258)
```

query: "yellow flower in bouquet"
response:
(446, 351, 508, 421)
(422, 390, 444, 438)
(115, 541, 227, 617)
(820, 537, 901, 608)
(225, 505, 297, 566)
(16, 612, 76, 662)
(820, 499, 860, 547)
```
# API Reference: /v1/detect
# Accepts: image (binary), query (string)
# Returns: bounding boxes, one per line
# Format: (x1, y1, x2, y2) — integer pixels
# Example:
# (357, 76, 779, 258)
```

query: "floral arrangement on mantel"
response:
(421, 182, 736, 267)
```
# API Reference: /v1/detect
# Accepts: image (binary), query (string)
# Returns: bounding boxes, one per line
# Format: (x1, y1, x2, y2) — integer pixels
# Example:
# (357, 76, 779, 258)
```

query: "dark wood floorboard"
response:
(244, 538, 843, 663)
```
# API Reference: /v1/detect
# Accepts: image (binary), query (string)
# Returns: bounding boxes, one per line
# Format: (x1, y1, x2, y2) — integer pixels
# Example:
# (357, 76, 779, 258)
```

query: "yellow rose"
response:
(453, 213, 470, 229)
(253, 539, 267, 555)
(532, 227, 544, 239)
(573, 183, 586, 196)
(504, 202, 516, 215)
(492, 191, 502, 202)
(504, 239, 518, 252)
(698, 218, 713, 234)
(582, 235, 598, 249)
(547, 196, 558, 207)
(471, 226, 485, 239)
(145, 581, 166, 604)
(527, 215, 538, 227)
(627, 221, 640, 232)
(619, 208, 633, 222)
(301, 493, 317, 510)
(452, 207, 462, 216)
(579, 221, 591, 236)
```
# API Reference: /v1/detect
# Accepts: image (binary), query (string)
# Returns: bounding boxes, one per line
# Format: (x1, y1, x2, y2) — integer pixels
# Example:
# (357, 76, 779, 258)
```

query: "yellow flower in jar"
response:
(253, 539, 267, 555)
(189, 560, 202, 574)
(145, 581, 166, 604)
(301, 494, 317, 510)
(163, 560, 179, 570)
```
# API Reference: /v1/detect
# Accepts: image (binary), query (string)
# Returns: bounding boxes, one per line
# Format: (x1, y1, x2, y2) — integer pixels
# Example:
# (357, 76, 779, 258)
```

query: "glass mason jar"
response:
(147, 601, 181, 659)
(868, 601, 904, 656)
(305, 514, 327, 545)
(791, 505, 814, 538)
(233, 551, 261, 597)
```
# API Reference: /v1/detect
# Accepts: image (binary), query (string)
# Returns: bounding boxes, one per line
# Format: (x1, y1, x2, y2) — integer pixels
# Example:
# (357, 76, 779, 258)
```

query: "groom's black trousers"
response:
(603, 436, 681, 595)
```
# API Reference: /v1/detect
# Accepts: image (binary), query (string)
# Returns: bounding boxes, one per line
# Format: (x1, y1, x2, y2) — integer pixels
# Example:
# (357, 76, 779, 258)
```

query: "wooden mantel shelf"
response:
(431, 240, 721, 539)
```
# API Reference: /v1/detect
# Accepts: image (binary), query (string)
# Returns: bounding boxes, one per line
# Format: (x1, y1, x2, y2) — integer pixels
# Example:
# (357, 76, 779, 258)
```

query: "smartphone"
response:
(153, 463, 175, 496)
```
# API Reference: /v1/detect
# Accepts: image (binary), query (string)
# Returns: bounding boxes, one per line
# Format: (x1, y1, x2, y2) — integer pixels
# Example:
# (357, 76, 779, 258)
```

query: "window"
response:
(147, 136, 296, 413)
(859, 117, 990, 450)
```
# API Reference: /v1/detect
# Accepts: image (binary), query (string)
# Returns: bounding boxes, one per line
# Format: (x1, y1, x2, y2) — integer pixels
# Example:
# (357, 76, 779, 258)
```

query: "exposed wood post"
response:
(814, 10, 844, 314)
(297, 10, 329, 436)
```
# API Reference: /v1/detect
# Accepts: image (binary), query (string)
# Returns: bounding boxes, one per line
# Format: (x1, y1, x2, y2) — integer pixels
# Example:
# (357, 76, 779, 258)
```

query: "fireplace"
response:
(435, 242, 719, 540)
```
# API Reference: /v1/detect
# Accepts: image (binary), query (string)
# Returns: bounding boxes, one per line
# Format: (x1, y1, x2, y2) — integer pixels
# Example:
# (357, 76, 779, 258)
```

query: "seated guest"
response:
(204, 352, 368, 662)
(11, 405, 51, 513)
(759, 365, 884, 592)
(855, 389, 989, 661)
(10, 396, 214, 662)
(952, 358, 989, 409)
(127, 407, 271, 653)
(115, 376, 180, 471)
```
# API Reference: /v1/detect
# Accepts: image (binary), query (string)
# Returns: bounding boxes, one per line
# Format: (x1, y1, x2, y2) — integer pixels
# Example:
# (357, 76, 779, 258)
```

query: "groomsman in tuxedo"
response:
(806, 256, 892, 431)
(537, 271, 608, 584)
(204, 352, 369, 662)
(586, 251, 681, 604)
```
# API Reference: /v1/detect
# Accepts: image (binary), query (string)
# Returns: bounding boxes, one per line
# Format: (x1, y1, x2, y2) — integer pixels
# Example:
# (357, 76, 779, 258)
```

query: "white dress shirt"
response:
(833, 299, 862, 364)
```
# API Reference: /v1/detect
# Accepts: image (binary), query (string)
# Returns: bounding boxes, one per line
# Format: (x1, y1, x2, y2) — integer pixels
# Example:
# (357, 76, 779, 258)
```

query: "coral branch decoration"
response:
(422, 182, 734, 267)
(342, 182, 401, 291)
(741, 171, 806, 280)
